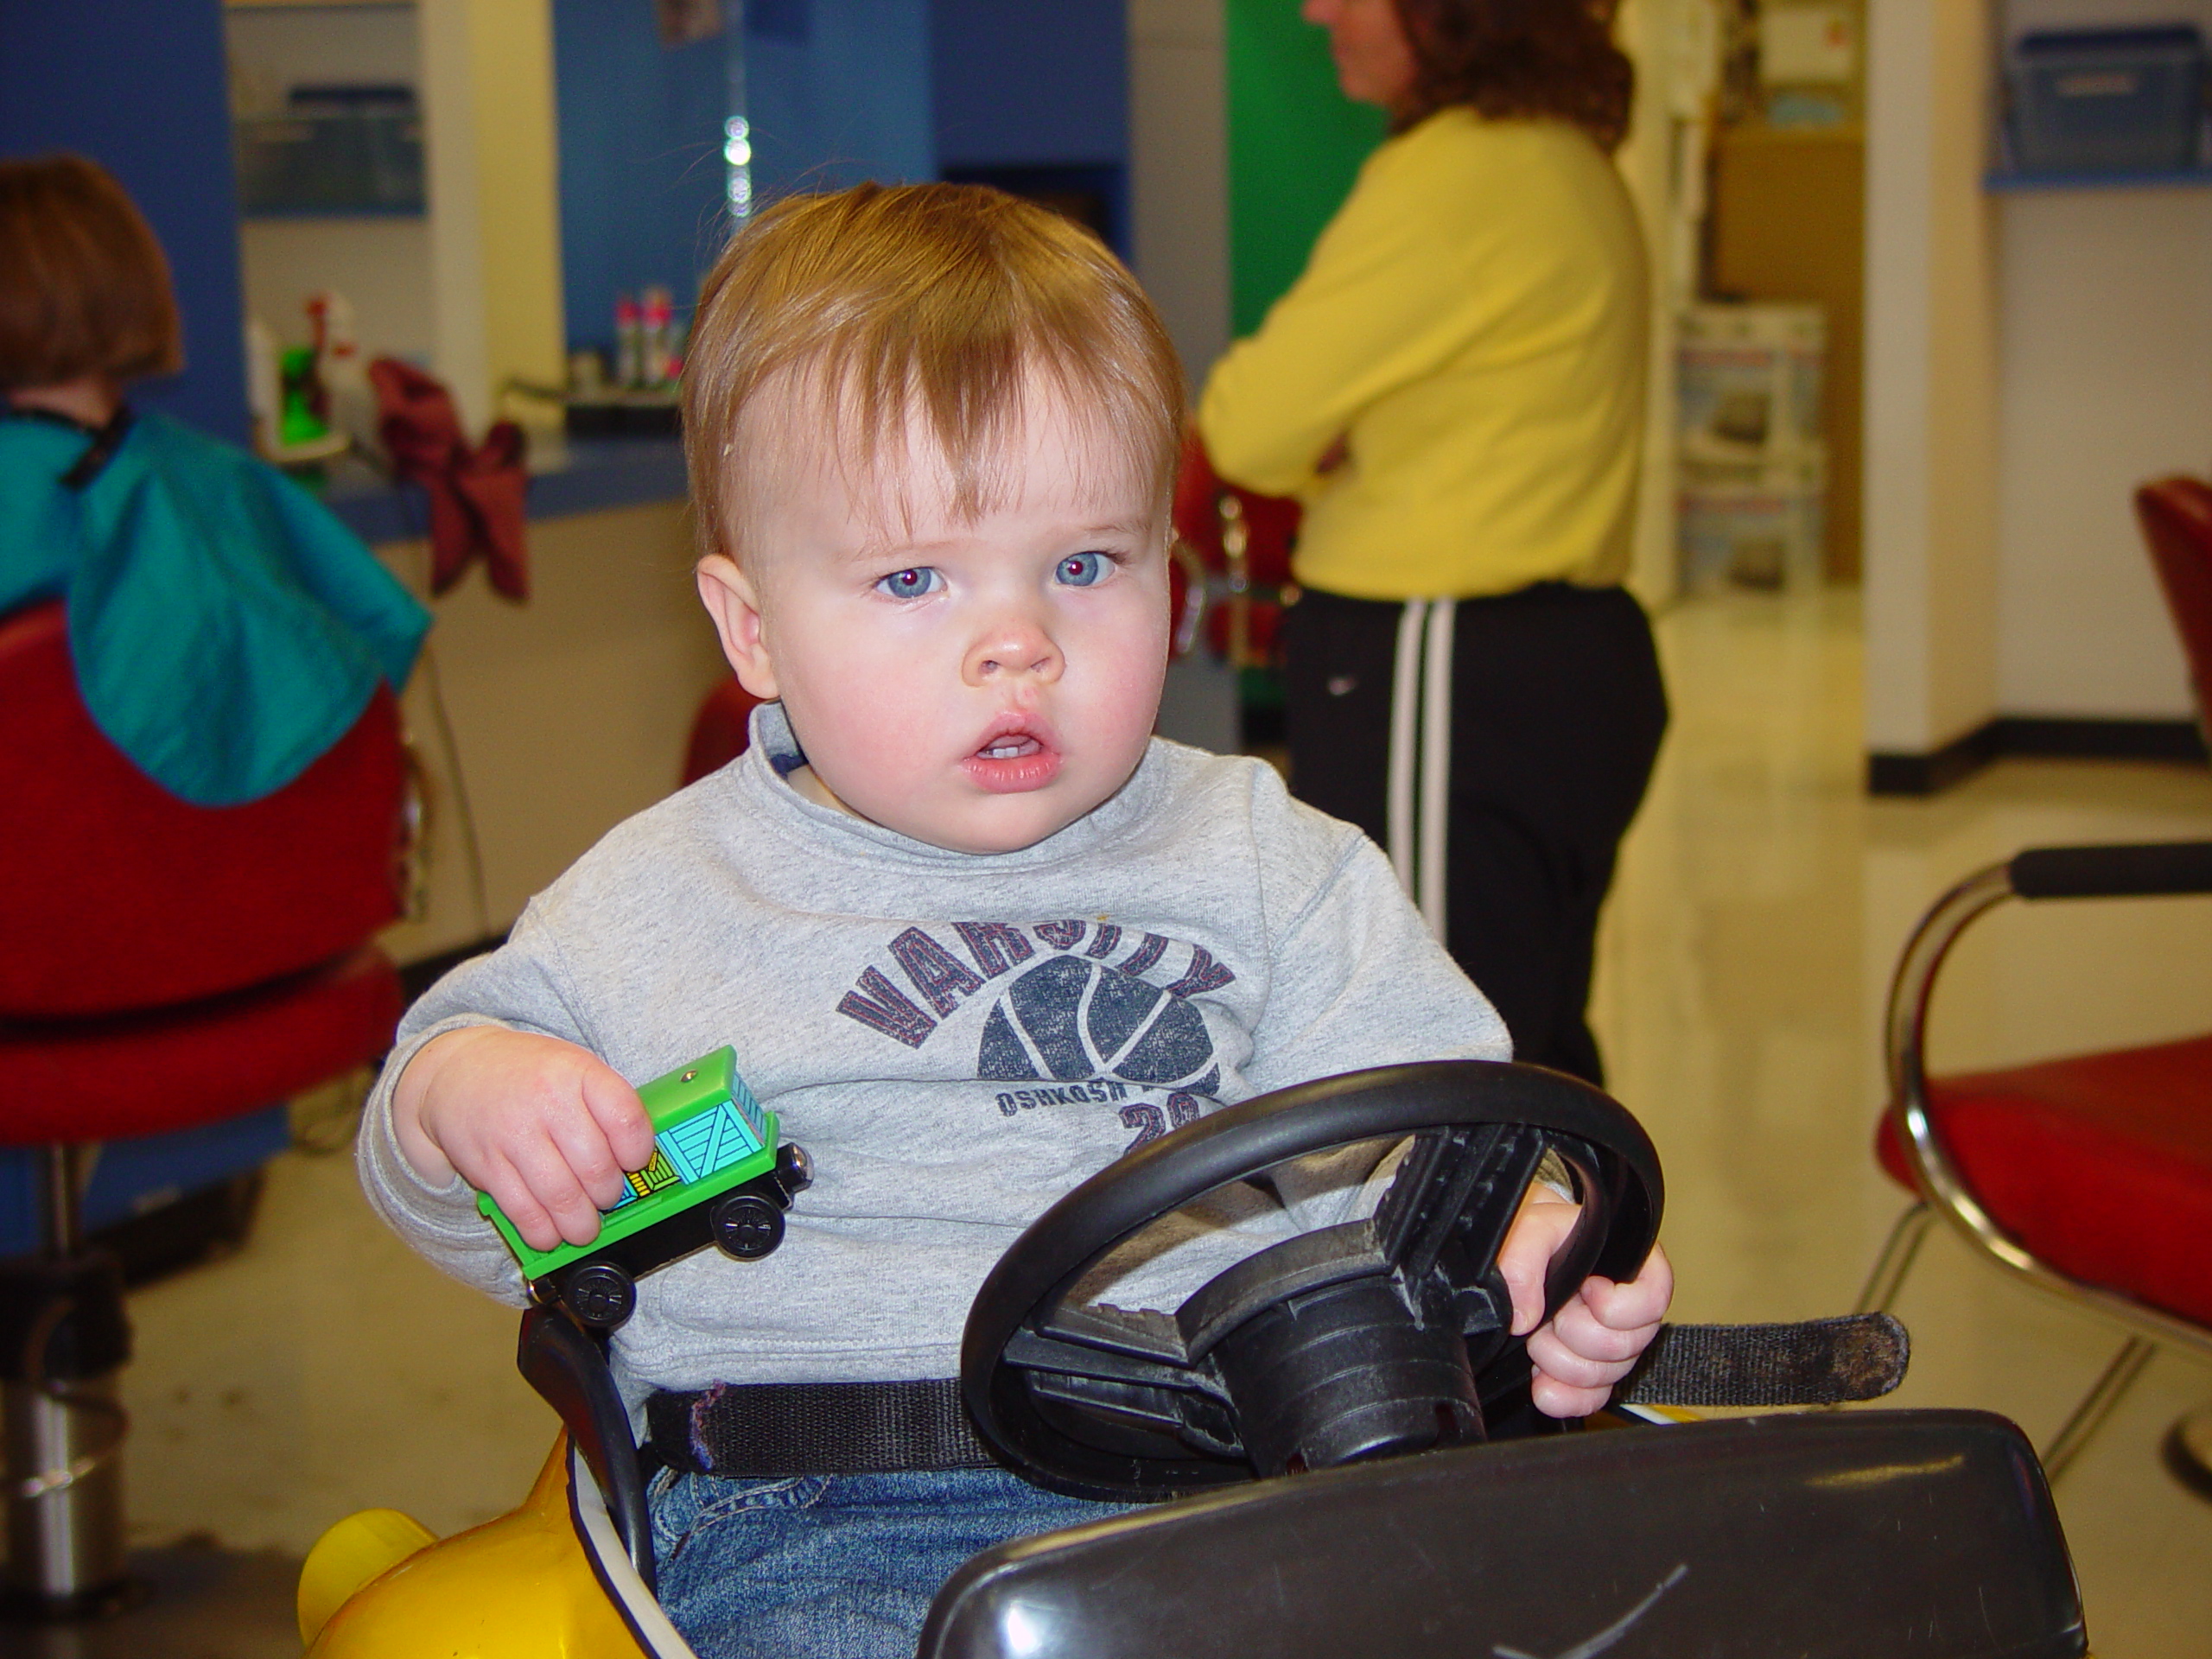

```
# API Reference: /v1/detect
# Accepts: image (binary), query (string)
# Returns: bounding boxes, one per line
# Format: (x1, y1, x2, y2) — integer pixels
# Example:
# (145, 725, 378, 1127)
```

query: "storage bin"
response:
(1678, 303, 1826, 461)
(236, 86, 424, 216)
(2008, 28, 2206, 175)
(1679, 448, 1827, 594)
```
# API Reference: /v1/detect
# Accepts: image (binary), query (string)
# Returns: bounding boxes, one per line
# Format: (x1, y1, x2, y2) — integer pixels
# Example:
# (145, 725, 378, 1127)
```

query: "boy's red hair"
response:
(683, 182, 1185, 562)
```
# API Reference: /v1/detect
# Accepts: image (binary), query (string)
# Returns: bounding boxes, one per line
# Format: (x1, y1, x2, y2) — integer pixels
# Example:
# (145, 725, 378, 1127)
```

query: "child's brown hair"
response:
(683, 182, 1185, 562)
(0, 155, 181, 391)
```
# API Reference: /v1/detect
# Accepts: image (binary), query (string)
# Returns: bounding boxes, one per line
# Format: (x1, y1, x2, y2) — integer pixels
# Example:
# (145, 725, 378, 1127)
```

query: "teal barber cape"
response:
(1, 408, 430, 806)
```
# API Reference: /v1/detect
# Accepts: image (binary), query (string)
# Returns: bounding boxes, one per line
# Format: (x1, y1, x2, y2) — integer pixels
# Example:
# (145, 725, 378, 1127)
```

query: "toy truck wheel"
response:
(711, 1192, 784, 1260)
(560, 1262, 636, 1329)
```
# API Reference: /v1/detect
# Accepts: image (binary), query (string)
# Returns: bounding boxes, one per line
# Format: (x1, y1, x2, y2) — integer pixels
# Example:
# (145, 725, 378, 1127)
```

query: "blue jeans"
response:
(650, 1465, 1135, 1658)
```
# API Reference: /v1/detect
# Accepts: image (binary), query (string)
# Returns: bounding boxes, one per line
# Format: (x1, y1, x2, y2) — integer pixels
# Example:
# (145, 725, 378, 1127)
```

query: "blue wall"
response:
(744, 0, 936, 202)
(0, 0, 250, 443)
(551, 0, 737, 358)
(931, 0, 1125, 171)
(930, 0, 1129, 257)
(551, 0, 936, 355)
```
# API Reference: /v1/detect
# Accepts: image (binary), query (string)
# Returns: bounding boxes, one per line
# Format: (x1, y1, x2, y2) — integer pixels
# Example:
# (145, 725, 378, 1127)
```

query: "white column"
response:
(1127, 0, 1230, 388)
(1862, 0, 2001, 758)
(420, 0, 566, 433)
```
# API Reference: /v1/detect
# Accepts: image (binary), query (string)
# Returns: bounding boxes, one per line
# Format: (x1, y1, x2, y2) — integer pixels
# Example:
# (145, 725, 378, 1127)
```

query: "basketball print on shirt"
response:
(834, 918, 1234, 1147)
(977, 955, 1216, 1089)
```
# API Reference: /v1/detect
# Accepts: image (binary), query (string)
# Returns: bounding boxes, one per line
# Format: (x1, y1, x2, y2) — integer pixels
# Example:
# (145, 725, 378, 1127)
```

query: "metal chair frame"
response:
(1858, 851, 2212, 1482)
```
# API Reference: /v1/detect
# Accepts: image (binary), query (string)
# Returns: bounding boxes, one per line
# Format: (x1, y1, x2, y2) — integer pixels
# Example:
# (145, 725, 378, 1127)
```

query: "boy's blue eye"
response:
(1057, 551, 1108, 588)
(875, 567, 942, 599)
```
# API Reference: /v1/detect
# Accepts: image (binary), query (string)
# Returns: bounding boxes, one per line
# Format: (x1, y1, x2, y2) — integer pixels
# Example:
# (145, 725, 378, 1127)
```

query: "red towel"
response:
(369, 358, 531, 601)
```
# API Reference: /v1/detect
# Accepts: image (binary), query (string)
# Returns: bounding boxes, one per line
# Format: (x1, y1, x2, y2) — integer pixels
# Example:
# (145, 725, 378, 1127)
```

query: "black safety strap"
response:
(1613, 1313, 1910, 1409)
(647, 1378, 995, 1478)
(648, 1313, 1910, 1478)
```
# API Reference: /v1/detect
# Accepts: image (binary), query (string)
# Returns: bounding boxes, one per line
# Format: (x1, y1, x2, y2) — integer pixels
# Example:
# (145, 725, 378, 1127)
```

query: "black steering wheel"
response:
(960, 1061, 1662, 1502)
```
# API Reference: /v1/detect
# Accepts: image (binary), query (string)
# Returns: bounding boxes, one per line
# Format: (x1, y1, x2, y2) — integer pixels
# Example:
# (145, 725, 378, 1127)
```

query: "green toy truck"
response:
(478, 1046, 811, 1331)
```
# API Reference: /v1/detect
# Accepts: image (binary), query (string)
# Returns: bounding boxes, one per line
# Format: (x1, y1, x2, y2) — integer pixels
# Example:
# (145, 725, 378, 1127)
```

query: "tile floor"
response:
(15, 588, 2212, 1656)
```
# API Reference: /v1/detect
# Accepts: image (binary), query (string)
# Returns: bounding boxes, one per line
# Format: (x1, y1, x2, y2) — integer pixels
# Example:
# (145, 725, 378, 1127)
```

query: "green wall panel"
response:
(1224, 0, 1385, 336)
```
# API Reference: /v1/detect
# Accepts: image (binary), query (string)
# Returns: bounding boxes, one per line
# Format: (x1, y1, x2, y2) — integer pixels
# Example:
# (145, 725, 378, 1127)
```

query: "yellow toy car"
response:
(301, 1310, 680, 1657)
(301, 1063, 2087, 1659)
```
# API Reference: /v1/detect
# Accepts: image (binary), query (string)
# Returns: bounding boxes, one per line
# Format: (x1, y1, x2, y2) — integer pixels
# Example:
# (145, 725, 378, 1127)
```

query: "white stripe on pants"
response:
(1384, 597, 1458, 941)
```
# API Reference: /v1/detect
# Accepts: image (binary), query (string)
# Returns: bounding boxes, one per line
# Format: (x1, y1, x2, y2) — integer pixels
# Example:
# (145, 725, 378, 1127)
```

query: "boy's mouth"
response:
(963, 721, 1062, 793)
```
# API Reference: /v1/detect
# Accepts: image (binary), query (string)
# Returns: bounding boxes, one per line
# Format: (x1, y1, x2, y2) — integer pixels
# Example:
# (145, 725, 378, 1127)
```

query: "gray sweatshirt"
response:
(358, 703, 1510, 1402)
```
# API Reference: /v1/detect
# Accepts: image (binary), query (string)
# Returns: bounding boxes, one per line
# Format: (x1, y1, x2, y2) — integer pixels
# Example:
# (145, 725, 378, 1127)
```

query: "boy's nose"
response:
(964, 615, 1064, 687)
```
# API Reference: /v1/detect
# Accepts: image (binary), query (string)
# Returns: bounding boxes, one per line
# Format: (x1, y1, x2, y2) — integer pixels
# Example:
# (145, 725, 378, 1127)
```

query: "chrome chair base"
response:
(1856, 1201, 2162, 1485)
(2040, 1338, 2155, 1484)
(2, 1376, 134, 1619)
(2163, 1403, 2212, 1502)
(1855, 1201, 1935, 1318)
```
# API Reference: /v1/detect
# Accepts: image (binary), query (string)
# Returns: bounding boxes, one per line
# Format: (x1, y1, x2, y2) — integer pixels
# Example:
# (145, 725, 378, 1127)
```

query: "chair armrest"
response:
(2010, 840, 2212, 900)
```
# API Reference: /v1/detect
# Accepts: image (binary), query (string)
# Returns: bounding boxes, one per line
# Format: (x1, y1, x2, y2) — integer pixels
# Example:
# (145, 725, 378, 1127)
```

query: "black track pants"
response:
(1281, 583, 1668, 1085)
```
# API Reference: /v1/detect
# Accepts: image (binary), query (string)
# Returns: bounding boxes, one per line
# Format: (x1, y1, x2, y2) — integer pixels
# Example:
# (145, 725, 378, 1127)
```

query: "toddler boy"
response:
(360, 183, 1671, 1659)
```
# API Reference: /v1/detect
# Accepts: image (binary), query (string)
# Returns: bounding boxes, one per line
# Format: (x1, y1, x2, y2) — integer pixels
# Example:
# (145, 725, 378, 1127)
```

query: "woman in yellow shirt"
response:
(1198, 0, 1663, 1085)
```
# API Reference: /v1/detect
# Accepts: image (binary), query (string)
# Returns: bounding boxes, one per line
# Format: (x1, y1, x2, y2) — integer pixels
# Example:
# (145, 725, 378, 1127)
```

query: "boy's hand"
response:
(1496, 1184, 1674, 1419)
(392, 1027, 657, 1253)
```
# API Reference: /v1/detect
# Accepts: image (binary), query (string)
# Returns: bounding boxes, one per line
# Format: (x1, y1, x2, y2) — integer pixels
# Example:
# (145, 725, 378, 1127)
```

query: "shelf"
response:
(1986, 166, 2212, 193)
(242, 207, 427, 222)
(320, 436, 690, 545)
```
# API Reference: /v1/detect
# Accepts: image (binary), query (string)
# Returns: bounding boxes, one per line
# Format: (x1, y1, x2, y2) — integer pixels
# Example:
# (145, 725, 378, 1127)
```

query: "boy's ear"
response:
(696, 554, 782, 701)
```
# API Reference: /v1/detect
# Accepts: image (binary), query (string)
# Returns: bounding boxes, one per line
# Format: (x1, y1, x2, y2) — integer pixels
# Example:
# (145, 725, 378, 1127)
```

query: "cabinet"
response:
(224, 0, 563, 432)
(229, 3, 425, 219)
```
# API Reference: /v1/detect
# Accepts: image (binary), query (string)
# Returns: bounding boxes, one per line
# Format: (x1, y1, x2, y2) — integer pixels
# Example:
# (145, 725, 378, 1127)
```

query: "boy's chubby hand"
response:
(392, 1027, 657, 1254)
(1496, 1184, 1674, 1419)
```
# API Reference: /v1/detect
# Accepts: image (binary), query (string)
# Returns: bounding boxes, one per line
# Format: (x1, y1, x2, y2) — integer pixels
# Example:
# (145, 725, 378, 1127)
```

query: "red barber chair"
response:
(0, 600, 412, 1617)
(1859, 480, 2212, 1492)
(2132, 475, 2212, 1489)
(2135, 475, 2212, 754)
(1858, 843, 2212, 1486)
(682, 679, 765, 788)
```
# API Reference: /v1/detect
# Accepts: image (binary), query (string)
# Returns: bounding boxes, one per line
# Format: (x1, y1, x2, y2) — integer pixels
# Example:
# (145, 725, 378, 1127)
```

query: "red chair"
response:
(1859, 842, 2212, 1484)
(2135, 476, 2212, 755)
(2134, 477, 2212, 1485)
(682, 677, 765, 788)
(0, 600, 412, 1616)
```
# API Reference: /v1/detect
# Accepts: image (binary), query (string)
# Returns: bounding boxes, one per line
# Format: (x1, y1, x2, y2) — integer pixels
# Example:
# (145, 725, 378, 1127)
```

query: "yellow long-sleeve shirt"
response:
(1198, 110, 1649, 601)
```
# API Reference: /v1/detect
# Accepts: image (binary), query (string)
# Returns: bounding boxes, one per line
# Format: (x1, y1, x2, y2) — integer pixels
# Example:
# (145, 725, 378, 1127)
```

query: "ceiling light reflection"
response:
(1001, 1601, 1052, 1658)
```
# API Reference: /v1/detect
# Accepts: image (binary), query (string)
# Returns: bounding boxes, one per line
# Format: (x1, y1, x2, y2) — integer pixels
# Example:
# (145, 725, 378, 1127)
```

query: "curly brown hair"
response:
(1389, 0, 1636, 152)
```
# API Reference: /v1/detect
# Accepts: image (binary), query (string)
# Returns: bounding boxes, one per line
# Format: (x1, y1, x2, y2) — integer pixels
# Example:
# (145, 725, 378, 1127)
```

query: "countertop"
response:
(317, 435, 688, 544)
